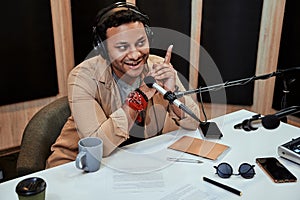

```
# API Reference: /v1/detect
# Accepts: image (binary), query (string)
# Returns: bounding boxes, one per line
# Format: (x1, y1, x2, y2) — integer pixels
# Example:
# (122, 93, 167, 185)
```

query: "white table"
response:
(1, 110, 300, 200)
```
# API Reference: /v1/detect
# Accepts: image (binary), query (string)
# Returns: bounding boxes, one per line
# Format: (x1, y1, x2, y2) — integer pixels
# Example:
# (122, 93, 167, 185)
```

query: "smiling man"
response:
(46, 2, 200, 168)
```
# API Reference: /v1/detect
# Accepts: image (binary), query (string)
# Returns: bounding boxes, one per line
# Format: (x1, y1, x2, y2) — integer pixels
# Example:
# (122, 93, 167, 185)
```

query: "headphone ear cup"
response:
(145, 25, 154, 46)
(92, 28, 109, 60)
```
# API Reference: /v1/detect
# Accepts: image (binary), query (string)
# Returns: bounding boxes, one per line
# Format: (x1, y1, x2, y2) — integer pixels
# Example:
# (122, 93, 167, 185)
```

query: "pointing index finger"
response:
(164, 45, 173, 64)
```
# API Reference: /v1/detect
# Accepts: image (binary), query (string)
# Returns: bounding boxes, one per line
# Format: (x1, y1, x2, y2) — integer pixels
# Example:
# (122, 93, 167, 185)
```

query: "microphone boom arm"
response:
(175, 67, 300, 98)
(274, 106, 300, 119)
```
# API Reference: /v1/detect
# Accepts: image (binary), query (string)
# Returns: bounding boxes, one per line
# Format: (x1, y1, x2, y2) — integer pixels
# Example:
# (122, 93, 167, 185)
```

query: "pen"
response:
(167, 157, 203, 164)
(203, 177, 242, 196)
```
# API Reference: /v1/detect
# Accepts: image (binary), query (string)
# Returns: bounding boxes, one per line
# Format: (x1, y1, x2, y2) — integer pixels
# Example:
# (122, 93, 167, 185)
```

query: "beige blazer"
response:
(46, 55, 200, 168)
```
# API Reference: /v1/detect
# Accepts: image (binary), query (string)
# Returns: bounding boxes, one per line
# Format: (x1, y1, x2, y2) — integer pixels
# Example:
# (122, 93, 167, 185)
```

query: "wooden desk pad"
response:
(168, 136, 229, 160)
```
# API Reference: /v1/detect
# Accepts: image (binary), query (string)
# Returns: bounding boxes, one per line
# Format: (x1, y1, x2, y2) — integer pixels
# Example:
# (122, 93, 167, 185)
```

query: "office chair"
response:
(16, 96, 71, 176)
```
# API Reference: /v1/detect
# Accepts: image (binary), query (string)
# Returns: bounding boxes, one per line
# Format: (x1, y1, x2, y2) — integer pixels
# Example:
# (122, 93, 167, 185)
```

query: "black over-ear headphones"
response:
(92, 2, 154, 61)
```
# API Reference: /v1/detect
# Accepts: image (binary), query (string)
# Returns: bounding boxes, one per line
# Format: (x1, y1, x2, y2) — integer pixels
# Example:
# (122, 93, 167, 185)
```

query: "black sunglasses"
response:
(214, 162, 255, 179)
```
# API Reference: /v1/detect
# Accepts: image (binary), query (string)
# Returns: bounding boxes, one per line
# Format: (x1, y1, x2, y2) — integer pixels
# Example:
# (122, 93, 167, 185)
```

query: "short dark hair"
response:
(94, 5, 150, 42)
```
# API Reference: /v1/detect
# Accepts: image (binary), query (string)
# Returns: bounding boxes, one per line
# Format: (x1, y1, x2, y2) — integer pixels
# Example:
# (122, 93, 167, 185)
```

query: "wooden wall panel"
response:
(252, 0, 286, 115)
(189, 0, 203, 90)
(50, 0, 75, 95)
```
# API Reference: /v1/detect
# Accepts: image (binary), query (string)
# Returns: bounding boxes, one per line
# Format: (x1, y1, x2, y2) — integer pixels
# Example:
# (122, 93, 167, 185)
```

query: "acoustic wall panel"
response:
(71, 0, 190, 88)
(71, 0, 125, 65)
(199, 0, 263, 105)
(273, 0, 300, 117)
(137, 0, 191, 88)
(0, 0, 57, 105)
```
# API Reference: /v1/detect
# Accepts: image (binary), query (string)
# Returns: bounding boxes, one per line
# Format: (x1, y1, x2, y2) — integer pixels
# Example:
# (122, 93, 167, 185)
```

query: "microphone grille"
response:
(262, 115, 280, 129)
(144, 76, 156, 88)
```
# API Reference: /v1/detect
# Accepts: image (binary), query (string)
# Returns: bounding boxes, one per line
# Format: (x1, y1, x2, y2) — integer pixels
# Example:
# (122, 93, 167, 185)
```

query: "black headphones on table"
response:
(92, 2, 154, 60)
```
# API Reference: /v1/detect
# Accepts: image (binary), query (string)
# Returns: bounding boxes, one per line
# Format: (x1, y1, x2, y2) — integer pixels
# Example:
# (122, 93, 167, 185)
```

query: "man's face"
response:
(106, 21, 150, 83)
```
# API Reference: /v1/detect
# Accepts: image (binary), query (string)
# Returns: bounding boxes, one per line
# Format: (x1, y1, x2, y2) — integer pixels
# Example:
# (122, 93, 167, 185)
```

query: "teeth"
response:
(125, 61, 139, 66)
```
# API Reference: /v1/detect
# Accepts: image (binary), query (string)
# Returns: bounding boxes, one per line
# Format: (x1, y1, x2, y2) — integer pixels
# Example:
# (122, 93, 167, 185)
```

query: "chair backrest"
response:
(16, 96, 70, 176)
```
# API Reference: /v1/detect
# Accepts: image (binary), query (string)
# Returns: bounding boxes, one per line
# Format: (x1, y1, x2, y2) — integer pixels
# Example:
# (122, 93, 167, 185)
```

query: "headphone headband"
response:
(96, 2, 149, 27)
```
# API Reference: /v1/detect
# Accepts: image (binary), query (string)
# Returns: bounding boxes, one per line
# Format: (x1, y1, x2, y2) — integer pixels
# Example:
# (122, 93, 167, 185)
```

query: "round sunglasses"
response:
(214, 162, 255, 179)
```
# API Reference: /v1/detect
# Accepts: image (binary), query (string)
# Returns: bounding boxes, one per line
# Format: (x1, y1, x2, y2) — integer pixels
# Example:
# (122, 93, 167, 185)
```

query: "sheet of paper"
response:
(112, 170, 165, 193)
(159, 184, 220, 200)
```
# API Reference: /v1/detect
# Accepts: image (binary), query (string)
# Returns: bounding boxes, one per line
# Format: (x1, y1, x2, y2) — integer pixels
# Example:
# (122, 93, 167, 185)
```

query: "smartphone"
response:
(256, 157, 297, 183)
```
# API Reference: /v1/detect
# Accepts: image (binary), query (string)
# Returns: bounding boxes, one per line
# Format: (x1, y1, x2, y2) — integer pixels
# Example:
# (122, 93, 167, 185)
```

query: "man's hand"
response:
(152, 45, 176, 92)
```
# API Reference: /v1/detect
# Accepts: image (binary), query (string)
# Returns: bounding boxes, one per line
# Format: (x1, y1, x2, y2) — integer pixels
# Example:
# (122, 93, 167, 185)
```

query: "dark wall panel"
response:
(199, 0, 263, 105)
(273, 0, 300, 117)
(137, 0, 191, 88)
(0, 0, 58, 105)
(72, 0, 191, 88)
(71, 0, 125, 65)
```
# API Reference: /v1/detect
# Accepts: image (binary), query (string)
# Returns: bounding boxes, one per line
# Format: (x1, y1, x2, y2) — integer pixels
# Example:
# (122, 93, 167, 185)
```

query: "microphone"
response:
(234, 114, 280, 131)
(234, 106, 300, 131)
(144, 76, 202, 123)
